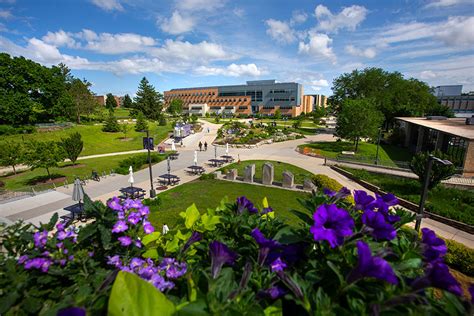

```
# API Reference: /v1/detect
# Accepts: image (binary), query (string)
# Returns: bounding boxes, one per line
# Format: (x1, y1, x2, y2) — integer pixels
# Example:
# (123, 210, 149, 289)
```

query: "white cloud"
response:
(419, 70, 437, 79)
(265, 19, 296, 44)
(196, 63, 262, 77)
(176, 0, 225, 12)
(90, 0, 123, 11)
(160, 11, 195, 35)
(42, 30, 77, 48)
(298, 33, 336, 62)
(0, 9, 12, 19)
(310, 79, 329, 87)
(233, 8, 244, 18)
(291, 11, 308, 25)
(82, 31, 156, 54)
(345, 45, 376, 58)
(314, 4, 368, 33)
(150, 39, 231, 62)
(425, 0, 471, 8)
(79, 29, 99, 41)
(379, 16, 474, 47)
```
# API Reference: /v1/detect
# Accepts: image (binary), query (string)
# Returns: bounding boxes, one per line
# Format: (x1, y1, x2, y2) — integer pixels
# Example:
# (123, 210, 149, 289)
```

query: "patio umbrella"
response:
(72, 178, 85, 206)
(128, 166, 134, 187)
(171, 141, 176, 151)
(193, 150, 198, 166)
(225, 143, 229, 155)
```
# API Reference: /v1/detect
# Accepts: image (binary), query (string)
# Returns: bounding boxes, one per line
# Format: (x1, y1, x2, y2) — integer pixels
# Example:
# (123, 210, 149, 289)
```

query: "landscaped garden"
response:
(339, 167, 474, 226)
(1, 123, 172, 157)
(1, 187, 472, 314)
(299, 141, 413, 167)
(220, 160, 313, 184)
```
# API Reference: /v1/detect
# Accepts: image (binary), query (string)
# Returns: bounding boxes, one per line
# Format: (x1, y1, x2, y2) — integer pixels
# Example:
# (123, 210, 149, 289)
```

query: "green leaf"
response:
(177, 299, 209, 316)
(0, 291, 19, 314)
(264, 305, 282, 316)
(200, 214, 221, 231)
(326, 261, 345, 286)
(176, 230, 192, 241)
(290, 209, 313, 225)
(99, 225, 112, 250)
(165, 236, 180, 253)
(262, 197, 269, 209)
(77, 224, 97, 243)
(142, 232, 161, 246)
(46, 212, 58, 230)
(142, 248, 158, 259)
(273, 226, 303, 244)
(183, 204, 201, 229)
(108, 271, 175, 316)
(395, 258, 422, 271)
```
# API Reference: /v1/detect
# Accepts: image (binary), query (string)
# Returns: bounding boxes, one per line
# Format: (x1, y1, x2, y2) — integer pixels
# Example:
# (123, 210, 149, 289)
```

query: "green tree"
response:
(69, 78, 98, 124)
(105, 93, 118, 112)
(102, 111, 120, 132)
(133, 77, 163, 120)
(274, 109, 282, 119)
(330, 67, 438, 124)
(190, 114, 198, 123)
(24, 141, 65, 179)
(410, 150, 456, 189)
(120, 123, 130, 139)
(312, 107, 326, 124)
(167, 99, 183, 116)
(60, 132, 83, 165)
(158, 115, 167, 126)
(122, 94, 133, 109)
(426, 103, 455, 117)
(292, 116, 304, 129)
(336, 99, 384, 152)
(134, 112, 149, 132)
(0, 141, 24, 174)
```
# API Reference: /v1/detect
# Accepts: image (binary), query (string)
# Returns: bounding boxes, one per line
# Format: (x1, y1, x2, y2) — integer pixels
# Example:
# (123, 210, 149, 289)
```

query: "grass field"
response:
(258, 118, 320, 128)
(221, 160, 313, 184)
(300, 141, 413, 167)
(0, 153, 155, 191)
(148, 179, 310, 227)
(340, 167, 474, 226)
(3, 123, 172, 157)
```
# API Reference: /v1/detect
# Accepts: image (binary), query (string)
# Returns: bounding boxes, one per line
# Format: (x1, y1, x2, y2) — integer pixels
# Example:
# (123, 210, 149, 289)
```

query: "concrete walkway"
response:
(1, 120, 472, 248)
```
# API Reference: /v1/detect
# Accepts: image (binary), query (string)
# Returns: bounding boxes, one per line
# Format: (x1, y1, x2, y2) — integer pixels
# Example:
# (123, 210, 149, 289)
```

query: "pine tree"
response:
(133, 77, 163, 120)
(122, 94, 133, 108)
(105, 93, 117, 111)
(135, 112, 149, 132)
(102, 110, 120, 132)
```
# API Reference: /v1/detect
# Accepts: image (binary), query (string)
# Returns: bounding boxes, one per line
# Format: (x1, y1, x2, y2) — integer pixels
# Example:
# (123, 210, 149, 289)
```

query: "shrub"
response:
(102, 111, 120, 132)
(143, 197, 162, 207)
(0, 125, 36, 135)
(199, 173, 216, 180)
(158, 116, 167, 126)
(444, 239, 474, 277)
(410, 150, 457, 189)
(116, 153, 166, 174)
(134, 112, 148, 132)
(312, 174, 354, 203)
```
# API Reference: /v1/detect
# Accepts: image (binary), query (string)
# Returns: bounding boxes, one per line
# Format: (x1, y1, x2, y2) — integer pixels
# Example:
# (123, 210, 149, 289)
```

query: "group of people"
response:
(198, 141, 208, 151)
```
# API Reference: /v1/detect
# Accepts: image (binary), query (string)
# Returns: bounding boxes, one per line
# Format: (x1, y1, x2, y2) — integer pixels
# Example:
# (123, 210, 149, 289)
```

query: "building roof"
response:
(166, 81, 299, 91)
(396, 117, 474, 140)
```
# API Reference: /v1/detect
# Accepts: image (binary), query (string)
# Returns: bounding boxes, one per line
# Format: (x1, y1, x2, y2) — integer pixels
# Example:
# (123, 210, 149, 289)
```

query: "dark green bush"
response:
(143, 197, 161, 207)
(312, 174, 354, 203)
(116, 154, 167, 174)
(444, 239, 474, 277)
(199, 173, 216, 180)
(0, 125, 36, 135)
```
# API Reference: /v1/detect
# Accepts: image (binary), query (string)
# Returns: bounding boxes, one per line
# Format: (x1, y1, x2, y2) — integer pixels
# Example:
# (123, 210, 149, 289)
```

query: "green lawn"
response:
(3, 123, 172, 156)
(148, 179, 310, 227)
(258, 119, 319, 128)
(220, 160, 313, 184)
(300, 141, 413, 167)
(340, 167, 474, 226)
(0, 153, 162, 191)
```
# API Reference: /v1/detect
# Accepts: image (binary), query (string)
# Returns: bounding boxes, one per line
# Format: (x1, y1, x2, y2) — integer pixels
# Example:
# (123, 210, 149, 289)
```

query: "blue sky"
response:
(1, 0, 473, 97)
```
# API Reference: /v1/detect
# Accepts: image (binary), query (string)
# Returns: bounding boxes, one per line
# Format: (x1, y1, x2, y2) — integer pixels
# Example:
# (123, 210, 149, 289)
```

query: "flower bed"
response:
(0, 189, 473, 315)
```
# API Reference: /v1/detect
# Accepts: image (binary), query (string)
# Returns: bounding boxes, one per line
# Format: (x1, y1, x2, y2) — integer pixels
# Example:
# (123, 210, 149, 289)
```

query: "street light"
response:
(414, 154, 452, 232)
(145, 130, 156, 198)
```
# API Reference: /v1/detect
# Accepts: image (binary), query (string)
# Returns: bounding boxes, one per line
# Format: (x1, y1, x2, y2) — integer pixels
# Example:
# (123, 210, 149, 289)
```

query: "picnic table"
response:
(158, 174, 180, 185)
(187, 165, 205, 175)
(220, 155, 234, 163)
(208, 159, 226, 167)
(169, 153, 179, 160)
(62, 203, 87, 223)
(119, 186, 146, 199)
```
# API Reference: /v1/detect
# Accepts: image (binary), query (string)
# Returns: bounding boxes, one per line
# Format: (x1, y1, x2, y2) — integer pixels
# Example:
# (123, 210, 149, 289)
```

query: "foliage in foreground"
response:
(0, 189, 473, 315)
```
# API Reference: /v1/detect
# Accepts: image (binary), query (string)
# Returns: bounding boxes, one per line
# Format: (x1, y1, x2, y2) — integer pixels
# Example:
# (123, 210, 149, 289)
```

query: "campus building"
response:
(396, 116, 474, 177)
(433, 85, 474, 114)
(95, 95, 122, 107)
(302, 94, 327, 112)
(163, 80, 309, 117)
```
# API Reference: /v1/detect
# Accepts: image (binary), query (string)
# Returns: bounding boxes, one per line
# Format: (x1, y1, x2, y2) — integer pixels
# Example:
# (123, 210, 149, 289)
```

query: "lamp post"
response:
(414, 155, 452, 232)
(375, 128, 382, 165)
(145, 130, 156, 198)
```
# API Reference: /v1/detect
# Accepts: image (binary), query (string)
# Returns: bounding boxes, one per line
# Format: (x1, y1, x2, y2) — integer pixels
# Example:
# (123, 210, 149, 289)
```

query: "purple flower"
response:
(118, 236, 132, 247)
(24, 257, 53, 273)
(323, 187, 350, 200)
(107, 255, 122, 268)
(130, 257, 145, 270)
(123, 198, 143, 210)
(412, 261, 462, 296)
(127, 212, 141, 225)
(270, 257, 287, 272)
(361, 210, 396, 241)
(183, 231, 202, 252)
(310, 204, 354, 248)
(261, 286, 286, 300)
(421, 228, 447, 262)
(349, 241, 398, 285)
(57, 307, 86, 316)
(18, 255, 28, 264)
(68, 255, 74, 261)
(88, 251, 94, 257)
(56, 222, 65, 231)
(59, 259, 67, 266)
(209, 241, 238, 279)
(469, 284, 474, 304)
(354, 190, 375, 211)
(251, 228, 281, 265)
(139, 206, 150, 217)
(150, 274, 175, 292)
(261, 206, 273, 214)
(112, 220, 128, 233)
(236, 196, 258, 214)
(370, 194, 400, 224)
(33, 230, 48, 249)
(159, 258, 187, 279)
(138, 265, 156, 279)
(378, 193, 398, 207)
(117, 211, 125, 220)
(143, 221, 155, 234)
(135, 239, 143, 248)
(107, 197, 123, 211)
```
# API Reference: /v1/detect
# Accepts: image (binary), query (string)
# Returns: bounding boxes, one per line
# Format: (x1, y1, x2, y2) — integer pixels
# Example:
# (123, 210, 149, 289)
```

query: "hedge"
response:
(444, 238, 474, 277)
(312, 174, 354, 203)
(116, 153, 168, 175)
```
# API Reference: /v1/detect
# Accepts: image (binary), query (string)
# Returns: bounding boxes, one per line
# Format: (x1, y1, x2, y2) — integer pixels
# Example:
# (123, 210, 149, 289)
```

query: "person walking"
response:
(204, 141, 208, 151)
(198, 141, 203, 151)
